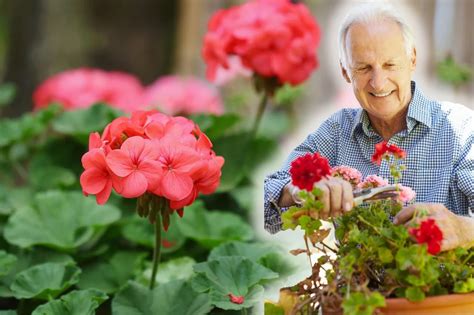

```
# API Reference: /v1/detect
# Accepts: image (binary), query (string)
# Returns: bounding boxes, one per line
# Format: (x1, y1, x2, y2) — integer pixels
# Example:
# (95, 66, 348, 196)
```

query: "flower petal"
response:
(80, 168, 107, 194)
(96, 180, 113, 205)
(161, 170, 193, 201)
(119, 171, 148, 198)
(106, 150, 135, 177)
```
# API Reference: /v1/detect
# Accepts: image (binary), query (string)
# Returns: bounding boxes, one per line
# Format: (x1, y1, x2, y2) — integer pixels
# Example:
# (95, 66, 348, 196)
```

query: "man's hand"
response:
(394, 203, 474, 251)
(279, 177, 353, 220)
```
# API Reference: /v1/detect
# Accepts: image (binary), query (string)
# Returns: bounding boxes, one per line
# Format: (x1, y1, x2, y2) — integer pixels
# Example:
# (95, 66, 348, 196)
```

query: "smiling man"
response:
(264, 3, 474, 251)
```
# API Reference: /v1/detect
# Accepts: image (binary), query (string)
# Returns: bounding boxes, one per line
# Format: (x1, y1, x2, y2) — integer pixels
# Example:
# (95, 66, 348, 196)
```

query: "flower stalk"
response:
(251, 92, 268, 138)
(149, 197, 164, 290)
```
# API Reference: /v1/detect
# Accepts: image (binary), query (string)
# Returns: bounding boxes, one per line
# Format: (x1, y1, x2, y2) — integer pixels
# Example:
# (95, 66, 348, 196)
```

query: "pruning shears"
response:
(353, 185, 399, 206)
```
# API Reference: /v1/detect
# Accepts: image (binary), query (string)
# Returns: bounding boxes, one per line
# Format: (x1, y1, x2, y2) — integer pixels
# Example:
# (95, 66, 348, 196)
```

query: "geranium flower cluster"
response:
(409, 218, 443, 255)
(142, 76, 224, 116)
(202, 0, 321, 85)
(372, 140, 407, 165)
(33, 69, 224, 115)
(289, 152, 331, 191)
(331, 165, 362, 188)
(80, 110, 224, 211)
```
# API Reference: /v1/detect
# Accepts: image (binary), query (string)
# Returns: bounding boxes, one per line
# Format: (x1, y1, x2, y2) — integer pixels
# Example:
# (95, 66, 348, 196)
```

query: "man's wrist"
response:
(458, 215, 474, 248)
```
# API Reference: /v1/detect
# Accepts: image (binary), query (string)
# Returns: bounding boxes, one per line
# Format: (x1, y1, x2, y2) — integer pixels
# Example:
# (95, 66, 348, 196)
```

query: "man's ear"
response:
(340, 62, 351, 83)
(410, 48, 417, 71)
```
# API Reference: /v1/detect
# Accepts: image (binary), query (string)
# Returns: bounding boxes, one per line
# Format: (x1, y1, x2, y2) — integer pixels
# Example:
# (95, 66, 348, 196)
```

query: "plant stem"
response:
(251, 92, 268, 137)
(304, 234, 313, 268)
(149, 206, 162, 290)
(357, 215, 398, 248)
(241, 308, 248, 315)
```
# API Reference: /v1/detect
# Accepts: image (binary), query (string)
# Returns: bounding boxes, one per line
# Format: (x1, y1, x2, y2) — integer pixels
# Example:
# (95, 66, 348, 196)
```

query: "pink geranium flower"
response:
(331, 165, 362, 187)
(80, 110, 224, 218)
(357, 175, 389, 189)
(80, 149, 114, 205)
(106, 136, 162, 198)
(33, 68, 144, 112)
(396, 184, 416, 203)
(152, 142, 202, 202)
(203, 0, 321, 85)
(142, 76, 224, 116)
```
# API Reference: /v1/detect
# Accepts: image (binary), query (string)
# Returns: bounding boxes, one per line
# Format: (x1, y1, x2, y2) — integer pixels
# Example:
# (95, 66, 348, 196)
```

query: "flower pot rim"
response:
(382, 292, 474, 310)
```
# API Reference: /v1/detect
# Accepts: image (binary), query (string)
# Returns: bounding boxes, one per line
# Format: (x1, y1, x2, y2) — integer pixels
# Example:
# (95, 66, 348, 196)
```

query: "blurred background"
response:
(0, 0, 471, 118)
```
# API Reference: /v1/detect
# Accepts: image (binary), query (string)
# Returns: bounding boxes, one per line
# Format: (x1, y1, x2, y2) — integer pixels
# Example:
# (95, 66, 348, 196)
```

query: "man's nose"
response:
(369, 68, 387, 91)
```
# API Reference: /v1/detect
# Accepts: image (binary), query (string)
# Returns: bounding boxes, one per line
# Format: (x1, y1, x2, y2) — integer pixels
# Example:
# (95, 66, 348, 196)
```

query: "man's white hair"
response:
(338, 2, 415, 70)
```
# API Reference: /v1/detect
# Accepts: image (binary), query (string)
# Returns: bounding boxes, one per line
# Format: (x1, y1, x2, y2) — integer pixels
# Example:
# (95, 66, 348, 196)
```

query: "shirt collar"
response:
(351, 81, 432, 138)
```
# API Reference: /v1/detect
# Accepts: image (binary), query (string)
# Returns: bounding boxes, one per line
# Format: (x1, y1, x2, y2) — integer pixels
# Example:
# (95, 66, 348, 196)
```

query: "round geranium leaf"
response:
(121, 215, 185, 253)
(208, 241, 296, 277)
(0, 248, 73, 298)
(0, 251, 17, 277)
(112, 280, 213, 315)
(77, 251, 147, 294)
(10, 262, 81, 300)
(140, 257, 196, 287)
(32, 289, 108, 315)
(177, 201, 254, 248)
(192, 256, 278, 310)
(4, 191, 121, 250)
(52, 104, 122, 142)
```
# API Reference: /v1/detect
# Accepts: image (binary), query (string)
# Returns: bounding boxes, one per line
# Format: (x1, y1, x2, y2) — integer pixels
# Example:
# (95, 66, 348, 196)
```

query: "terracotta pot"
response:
(379, 292, 474, 315)
(321, 293, 474, 315)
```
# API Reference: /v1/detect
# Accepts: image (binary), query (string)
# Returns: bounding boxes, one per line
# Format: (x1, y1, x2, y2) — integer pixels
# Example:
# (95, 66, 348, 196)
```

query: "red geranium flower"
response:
(371, 141, 406, 165)
(409, 219, 443, 255)
(290, 153, 331, 191)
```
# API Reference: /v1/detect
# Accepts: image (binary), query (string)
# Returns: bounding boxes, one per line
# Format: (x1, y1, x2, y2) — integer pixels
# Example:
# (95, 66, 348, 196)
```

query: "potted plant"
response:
(265, 142, 474, 315)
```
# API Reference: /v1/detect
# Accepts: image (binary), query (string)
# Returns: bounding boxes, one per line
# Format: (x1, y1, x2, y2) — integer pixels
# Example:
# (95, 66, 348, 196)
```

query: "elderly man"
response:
(264, 4, 474, 251)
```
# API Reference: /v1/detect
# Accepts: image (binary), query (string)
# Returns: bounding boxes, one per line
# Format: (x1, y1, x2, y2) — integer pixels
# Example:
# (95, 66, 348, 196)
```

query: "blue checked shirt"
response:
(264, 82, 474, 234)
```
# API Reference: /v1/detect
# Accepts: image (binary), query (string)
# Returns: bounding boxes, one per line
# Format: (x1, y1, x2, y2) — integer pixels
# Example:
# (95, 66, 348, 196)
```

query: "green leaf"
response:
(377, 247, 393, 264)
(77, 251, 146, 294)
(140, 257, 196, 287)
(405, 286, 425, 302)
(177, 201, 254, 248)
(342, 291, 385, 315)
(29, 165, 76, 190)
(112, 280, 212, 315)
(10, 262, 81, 300)
(0, 105, 60, 148)
(258, 111, 291, 139)
(436, 55, 472, 87)
(274, 84, 304, 107)
(0, 251, 17, 277)
(209, 241, 280, 261)
(52, 104, 122, 142)
(453, 278, 474, 293)
(0, 249, 73, 298)
(0, 311, 16, 315)
(213, 132, 276, 191)
(4, 190, 121, 250)
(192, 256, 278, 310)
(209, 241, 295, 276)
(189, 113, 240, 140)
(32, 289, 108, 315)
(0, 83, 16, 108)
(121, 215, 185, 253)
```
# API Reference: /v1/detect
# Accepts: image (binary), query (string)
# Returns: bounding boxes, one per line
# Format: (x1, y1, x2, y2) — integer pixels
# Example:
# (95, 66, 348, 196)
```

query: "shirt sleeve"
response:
(454, 123, 474, 214)
(263, 114, 341, 233)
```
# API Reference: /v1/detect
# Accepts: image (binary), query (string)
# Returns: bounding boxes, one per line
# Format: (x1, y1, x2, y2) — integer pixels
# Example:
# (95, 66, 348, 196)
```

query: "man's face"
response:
(342, 20, 416, 122)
